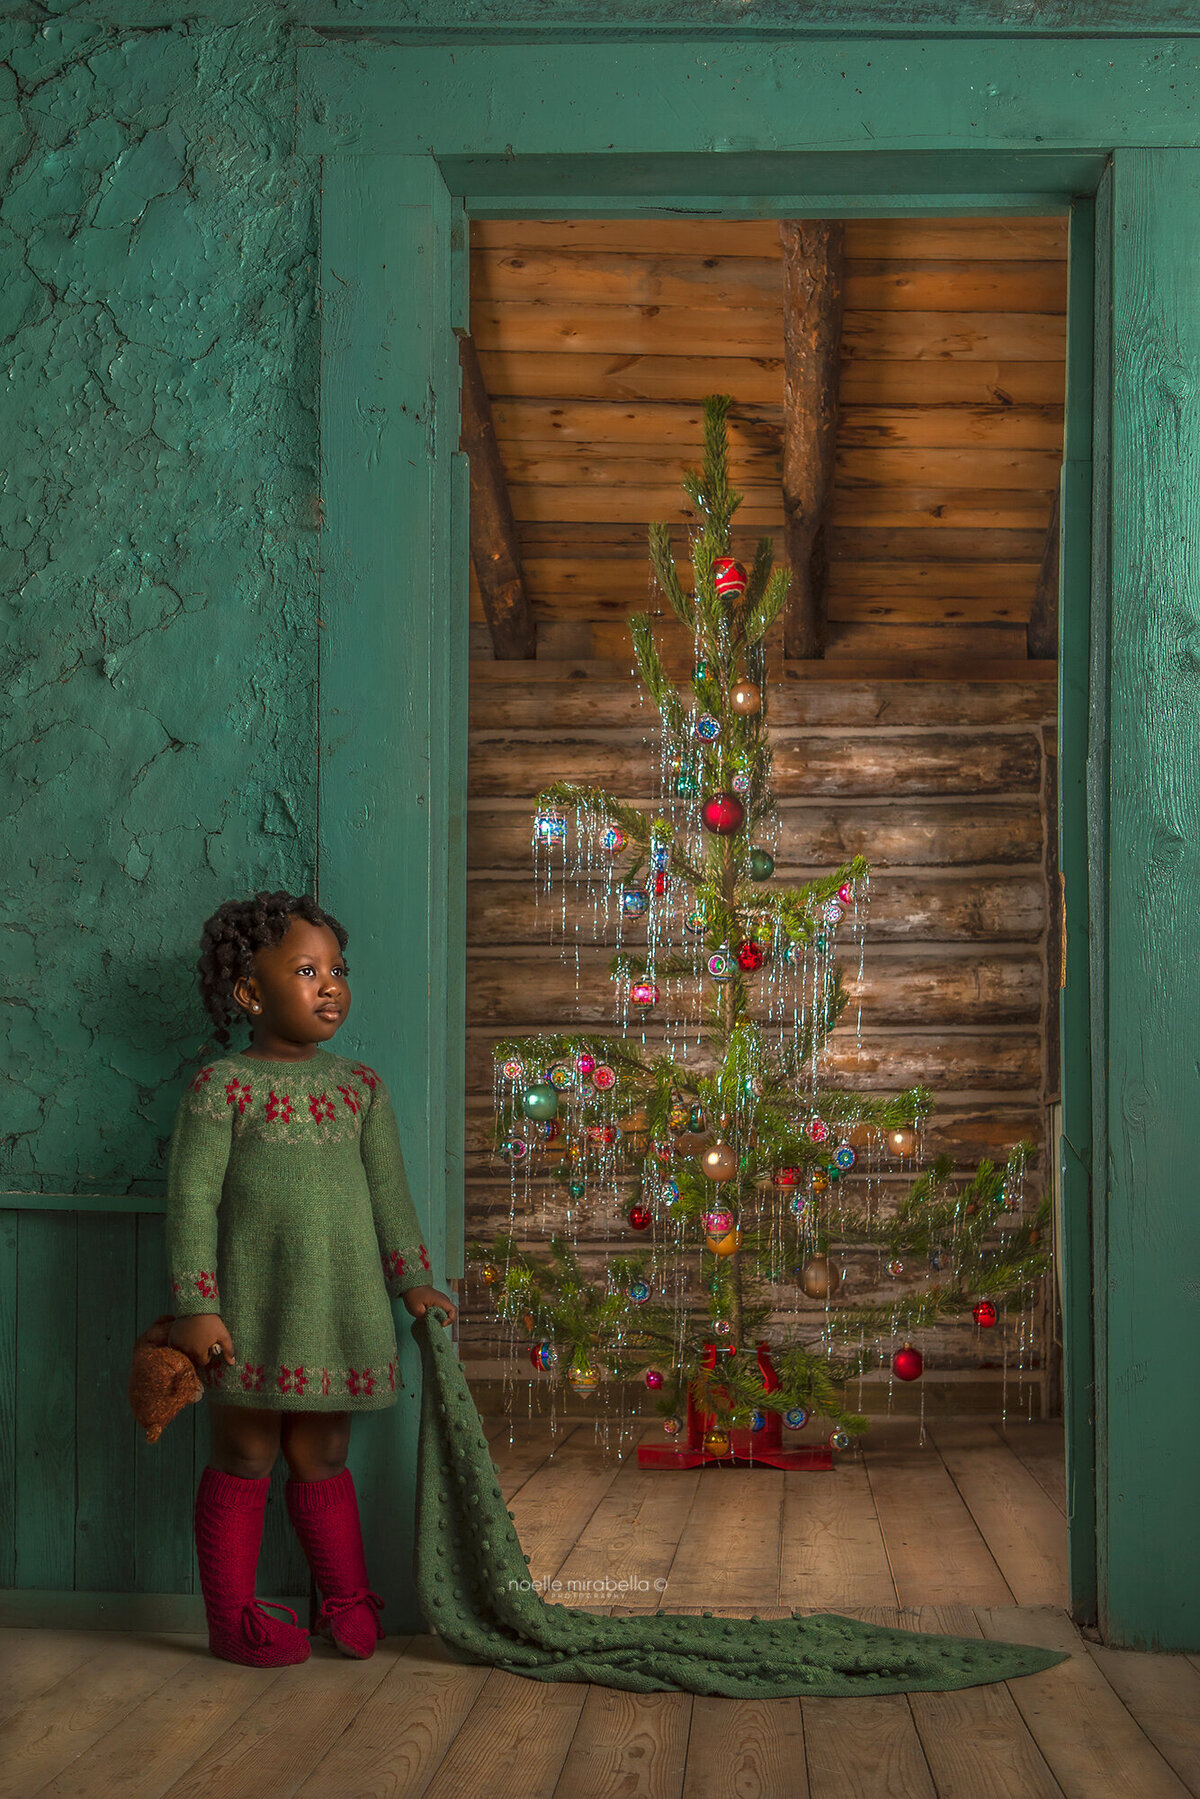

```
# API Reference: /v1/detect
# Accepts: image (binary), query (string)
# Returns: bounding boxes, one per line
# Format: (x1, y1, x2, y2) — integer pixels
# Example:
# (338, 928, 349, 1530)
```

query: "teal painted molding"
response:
(298, 40, 1200, 159)
(1057, 196, 1099, 1627)
(316, 153, 463, 1638)
(1102, 147, 1200, 1653)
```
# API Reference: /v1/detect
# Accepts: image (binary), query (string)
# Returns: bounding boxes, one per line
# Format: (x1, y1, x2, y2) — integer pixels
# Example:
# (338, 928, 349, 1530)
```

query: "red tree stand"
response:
(637, 1342, 833, 1471)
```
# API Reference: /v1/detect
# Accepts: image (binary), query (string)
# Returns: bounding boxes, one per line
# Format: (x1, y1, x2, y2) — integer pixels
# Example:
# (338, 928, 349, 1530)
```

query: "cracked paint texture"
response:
(1, 13, 318, 1192)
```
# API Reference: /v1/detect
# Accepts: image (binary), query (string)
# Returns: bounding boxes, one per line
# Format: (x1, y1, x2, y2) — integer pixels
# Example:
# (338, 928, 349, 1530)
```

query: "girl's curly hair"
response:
(196, 889, 349, 1052)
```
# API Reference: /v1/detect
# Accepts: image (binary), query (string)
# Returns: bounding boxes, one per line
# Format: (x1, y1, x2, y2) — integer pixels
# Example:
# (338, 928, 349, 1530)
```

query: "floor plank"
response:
(651, 1465, 785, 1608)
(903, 1604, 1064, 1799)
(0, 1629, 112, 1729)
(930, 1427, 1068, 1607)
(861, 1430, 1014, 1608)
(33, 1636, 298, 1799)
(293, 1638, 491, 1799)
(976, 1606, 1193, 1799)
(802, 1694, 936, 1799)
(779, 1457, 899, 1613)
(995, 1422, 1068, 1515)
(0, 1634, 197, 1799)
(422, 1668, 588, 1799)
(508, 1435, 634, 1589)
(552, 1458, 701, 1610)
(156, 1642, 395, 1799)
(681, 1695, 809, 1799)
(551, 1686, 692, 1799)
(1086, 1645, 1200, 1796)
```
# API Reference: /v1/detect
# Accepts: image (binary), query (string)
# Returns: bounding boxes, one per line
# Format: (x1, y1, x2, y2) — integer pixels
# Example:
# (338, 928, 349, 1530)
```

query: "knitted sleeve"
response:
(164, 1071, 231, 1316)
(358, 1068, 432, 1298)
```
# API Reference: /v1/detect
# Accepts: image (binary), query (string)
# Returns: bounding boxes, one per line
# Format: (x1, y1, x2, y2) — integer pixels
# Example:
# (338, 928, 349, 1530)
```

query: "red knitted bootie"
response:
(285, 1468, 385, 1659)
(194, 1466, 311, 1667)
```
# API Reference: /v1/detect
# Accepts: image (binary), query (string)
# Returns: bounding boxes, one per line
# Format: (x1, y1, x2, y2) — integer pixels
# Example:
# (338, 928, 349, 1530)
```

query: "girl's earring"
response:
(252, 1004, 261, 1013)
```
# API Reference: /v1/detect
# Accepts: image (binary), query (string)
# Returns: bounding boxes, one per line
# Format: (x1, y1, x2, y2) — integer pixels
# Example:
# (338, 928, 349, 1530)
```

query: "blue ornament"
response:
(790, 1193, 807, 1218)
(784, 1406, 810, 1429)
(535, 811, 566, 844)
(695, 713, 721, 742)
(833, 1144, 856, 1171)
(628, 1280, 652, 1305)
(750, 1408, 767, 1432)
(621, 887, 650, 919)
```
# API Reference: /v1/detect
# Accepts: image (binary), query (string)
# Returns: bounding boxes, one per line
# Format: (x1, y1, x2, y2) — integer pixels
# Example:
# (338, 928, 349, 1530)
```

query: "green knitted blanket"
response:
(411, 1309, 1068, 1696)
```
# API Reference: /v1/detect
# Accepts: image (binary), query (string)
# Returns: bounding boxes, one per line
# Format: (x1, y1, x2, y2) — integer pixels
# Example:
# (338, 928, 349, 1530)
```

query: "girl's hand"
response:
(169, 1313, 235, 1370)
(401, 1285, 458, 1326)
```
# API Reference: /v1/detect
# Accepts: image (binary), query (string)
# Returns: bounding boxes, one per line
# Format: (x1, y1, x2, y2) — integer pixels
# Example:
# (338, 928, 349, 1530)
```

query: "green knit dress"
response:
(164, 1049, 432, 1412)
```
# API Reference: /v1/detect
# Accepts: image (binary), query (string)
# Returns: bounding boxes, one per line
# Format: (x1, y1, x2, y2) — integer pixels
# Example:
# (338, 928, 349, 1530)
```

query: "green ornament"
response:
(748, 848, 775, 881)
(522, 1082, 559, 1120)
(815, 934, 828, 953)
(568, 1179, 586, 1198)
(688, 1105, 705, 1131)
(694, 660, 709, 681)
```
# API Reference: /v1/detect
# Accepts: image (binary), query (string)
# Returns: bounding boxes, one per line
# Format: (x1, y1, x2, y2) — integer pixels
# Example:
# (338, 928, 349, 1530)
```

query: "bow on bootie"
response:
(314, 1588, 385, 1655)
(242, 1597, 308, 1648)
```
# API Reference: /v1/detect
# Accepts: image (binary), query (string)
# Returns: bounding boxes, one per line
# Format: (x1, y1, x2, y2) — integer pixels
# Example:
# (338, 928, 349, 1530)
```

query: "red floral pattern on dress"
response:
(350, 1062, 379, 1091)
(387, 1359, 397, 1391)
(240, 1361, 266, 1392)
(172, 1269, 220, 1303)
(338, 1084, 361, 1115)
(382, 1249, 405, 1283)
(419, 1244, 430, 1273)
(265, 1089, 293, 1122)
(321, 1367, 331, 1396)
(277, 1365, 309, 1395)
(225, 1079, 253, 1114)
(347, 1367, 376, 1397)
(201, 1359, 396, 1403)
(191, 1066, 215, 1091)
(307, 1091, 336, 1123)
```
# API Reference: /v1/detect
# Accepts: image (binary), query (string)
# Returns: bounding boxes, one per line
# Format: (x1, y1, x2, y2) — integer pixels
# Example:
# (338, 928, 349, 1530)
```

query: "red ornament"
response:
(701, 792, 745, 835)
(713, 556, 748, 601)
(973, 1300, 998, 1329)
(654, 870, 667, 896)
(586, 1123, 618, 1144)
(628, 1205, 653, 1231)
(644, 1367, 664, 1389)
(735, 939, 764, 971)
(773, 1166, 800, 1186)
(837, 882, 853, 903)
(893, 1344, 924, 1382)
(630, 981, 660, 1007)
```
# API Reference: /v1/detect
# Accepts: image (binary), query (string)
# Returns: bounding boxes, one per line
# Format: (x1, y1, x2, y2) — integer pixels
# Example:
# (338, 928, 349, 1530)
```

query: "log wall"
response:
(462, 671, 1058, 1412)
(469, 216, 1067, 673)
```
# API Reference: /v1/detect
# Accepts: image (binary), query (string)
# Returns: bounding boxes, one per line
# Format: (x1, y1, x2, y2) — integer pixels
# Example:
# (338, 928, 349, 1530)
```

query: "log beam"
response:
(1026, 487, 1061, 659)
(459, 333, 536, 659)
(780, 219, 846, 659)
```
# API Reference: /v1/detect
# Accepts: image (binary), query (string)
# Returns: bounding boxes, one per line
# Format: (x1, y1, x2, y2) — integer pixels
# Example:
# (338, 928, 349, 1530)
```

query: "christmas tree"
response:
(471, 394, 1050, 1465)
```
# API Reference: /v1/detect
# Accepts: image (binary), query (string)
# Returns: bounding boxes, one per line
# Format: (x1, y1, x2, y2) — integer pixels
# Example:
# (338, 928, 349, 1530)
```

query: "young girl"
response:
(165, 888, 458, 1669)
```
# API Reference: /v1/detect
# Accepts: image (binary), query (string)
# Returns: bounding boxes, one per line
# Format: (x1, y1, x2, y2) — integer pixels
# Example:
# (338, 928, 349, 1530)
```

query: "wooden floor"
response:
(4, 1419, 1199, 1799)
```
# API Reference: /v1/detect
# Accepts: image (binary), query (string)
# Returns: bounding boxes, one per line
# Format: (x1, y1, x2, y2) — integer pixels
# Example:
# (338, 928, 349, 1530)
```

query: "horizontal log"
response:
(469, 797, 1044, 870)
(507, 486, 1057, 529)
(823, 623, 1031, 662)
(466, 872, 1046, 945)
(461, 1098, 1043, 1173)
(473, 251, 1067, 313)
(472, 647, 1056, 684)
(467, 676, 1056, 729)
(472, 302, 1067, 361)
(465, 1028, 1041, 1094)
(463, 948, 1043, 1028)
(468, 730, 1042, 800)
(492, 400, 1065, 452)
(500, 446, 1063, 492)
(480, 351, 1066, 407)
(471, 582, 1043, 633)
(470, 217, 1068, 260)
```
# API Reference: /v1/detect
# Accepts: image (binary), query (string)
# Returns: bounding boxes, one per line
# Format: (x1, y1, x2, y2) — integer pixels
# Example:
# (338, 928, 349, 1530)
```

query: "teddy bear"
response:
(128, 1313, 205, 1443)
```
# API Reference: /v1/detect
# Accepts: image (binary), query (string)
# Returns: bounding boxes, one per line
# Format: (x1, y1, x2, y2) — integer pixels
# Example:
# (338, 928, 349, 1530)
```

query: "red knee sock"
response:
(194, 1466, 311, 1667)
(285, 1468, 385, 1659)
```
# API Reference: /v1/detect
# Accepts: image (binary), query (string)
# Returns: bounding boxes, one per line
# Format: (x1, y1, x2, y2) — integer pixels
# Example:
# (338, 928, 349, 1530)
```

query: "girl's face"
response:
(232, 918, 351, 1051)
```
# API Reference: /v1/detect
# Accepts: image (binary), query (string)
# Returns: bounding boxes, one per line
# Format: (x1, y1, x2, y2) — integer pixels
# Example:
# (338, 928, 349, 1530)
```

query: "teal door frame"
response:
(305, 34, 1200, 1651)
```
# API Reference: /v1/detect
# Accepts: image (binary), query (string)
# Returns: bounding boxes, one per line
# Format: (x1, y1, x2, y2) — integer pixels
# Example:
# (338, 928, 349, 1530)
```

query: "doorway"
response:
(458, 209, 1085, 1620)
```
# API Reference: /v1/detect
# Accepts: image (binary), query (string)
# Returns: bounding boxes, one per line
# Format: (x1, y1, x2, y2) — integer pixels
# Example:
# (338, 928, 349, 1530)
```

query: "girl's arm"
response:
(165, 1076, 232, 1316)
(358, 1068, 435, 1298)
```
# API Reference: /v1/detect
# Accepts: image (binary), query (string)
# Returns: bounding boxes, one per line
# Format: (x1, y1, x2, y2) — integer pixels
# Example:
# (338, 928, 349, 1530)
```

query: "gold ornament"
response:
(700, 1141, 739, 1182)
(705, 1227, 742, 1257)
(800, 1253, 842, 1300)
(480, 1263, 500, 1285)
(888, 1126, 917, 1156)
(812, 1168, 829, 1195)
(730, 681, 762, 715)
(703, 1428, 731, 1456)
